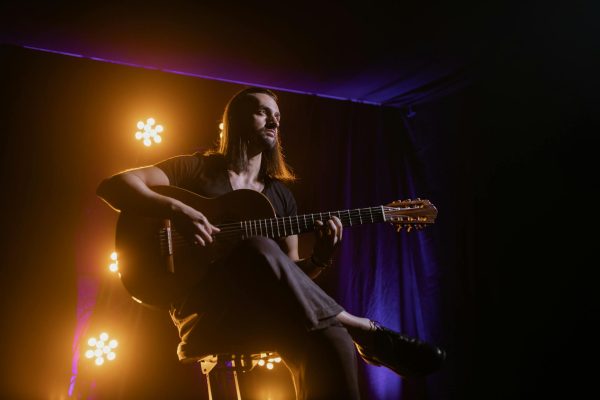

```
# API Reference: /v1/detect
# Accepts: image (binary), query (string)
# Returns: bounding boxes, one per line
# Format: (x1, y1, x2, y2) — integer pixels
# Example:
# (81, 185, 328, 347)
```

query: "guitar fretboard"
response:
(220, 206, 387, 240)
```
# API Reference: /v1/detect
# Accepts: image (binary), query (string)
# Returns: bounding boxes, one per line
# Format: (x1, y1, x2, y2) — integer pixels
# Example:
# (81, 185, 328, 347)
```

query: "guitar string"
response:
(157, 208, 427, 249)
(180, 206, 419, 231)
(201, 207, 387, 230)
(159, 211, 389, 248)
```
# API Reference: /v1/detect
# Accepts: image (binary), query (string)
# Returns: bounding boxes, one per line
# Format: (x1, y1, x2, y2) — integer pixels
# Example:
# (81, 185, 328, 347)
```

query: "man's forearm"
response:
(96, 173, 179, 217)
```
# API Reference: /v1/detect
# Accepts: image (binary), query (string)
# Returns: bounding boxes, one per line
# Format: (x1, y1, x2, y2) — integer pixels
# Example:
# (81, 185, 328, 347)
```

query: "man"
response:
(97, 87, 445, 399)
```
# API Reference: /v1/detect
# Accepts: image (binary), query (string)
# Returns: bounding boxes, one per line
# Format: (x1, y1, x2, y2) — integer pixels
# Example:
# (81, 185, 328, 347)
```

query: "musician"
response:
(97, 87, 445, 399)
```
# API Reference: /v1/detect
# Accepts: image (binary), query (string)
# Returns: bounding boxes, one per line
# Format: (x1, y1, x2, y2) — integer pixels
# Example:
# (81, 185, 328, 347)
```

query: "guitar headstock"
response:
(384, 198, 438, 232)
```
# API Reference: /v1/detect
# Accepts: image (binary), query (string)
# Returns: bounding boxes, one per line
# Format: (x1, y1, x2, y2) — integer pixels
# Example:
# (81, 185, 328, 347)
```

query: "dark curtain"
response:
(278, 92, 478, 399)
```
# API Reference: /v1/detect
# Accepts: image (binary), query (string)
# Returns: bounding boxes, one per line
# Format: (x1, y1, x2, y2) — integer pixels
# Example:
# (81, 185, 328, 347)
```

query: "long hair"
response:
(209, 87, 296, 182)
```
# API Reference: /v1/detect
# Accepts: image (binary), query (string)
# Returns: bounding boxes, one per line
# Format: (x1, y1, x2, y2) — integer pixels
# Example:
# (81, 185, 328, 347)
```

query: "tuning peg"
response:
(396, 225, 403, 232)
(406, 225, 413, 233)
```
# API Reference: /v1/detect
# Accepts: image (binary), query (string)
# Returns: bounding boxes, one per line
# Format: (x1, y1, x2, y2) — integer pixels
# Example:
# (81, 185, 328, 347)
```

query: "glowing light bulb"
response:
(110, 252, 118, 261)
(95, 357, 104, 366)
(87, 338, 97, 347)
(266, 362, 274, 370)
(258, 359, 265, 366)
(107, 352, 116, 361)
(109, 262, 118, 272)
(85, 350, 95, 359)
(109, 339, 118, 348)
(135, 118, 164, 146)
(100, 332, 109, 341)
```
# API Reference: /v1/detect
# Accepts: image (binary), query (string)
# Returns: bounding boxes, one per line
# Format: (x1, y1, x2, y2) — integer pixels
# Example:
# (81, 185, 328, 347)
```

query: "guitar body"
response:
(115, 186, 277, 309)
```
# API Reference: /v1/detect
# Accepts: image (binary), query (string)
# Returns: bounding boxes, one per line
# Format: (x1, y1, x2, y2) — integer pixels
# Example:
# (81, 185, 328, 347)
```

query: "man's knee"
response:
(239, 236, 282, 257)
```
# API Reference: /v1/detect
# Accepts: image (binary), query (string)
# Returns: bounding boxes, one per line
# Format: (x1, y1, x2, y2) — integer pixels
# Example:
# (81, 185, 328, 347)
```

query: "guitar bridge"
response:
(165, 226, 173, 256)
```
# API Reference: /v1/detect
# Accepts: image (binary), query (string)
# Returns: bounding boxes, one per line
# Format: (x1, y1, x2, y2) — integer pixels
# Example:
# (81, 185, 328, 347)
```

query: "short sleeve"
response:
(154, 154, 203, 189)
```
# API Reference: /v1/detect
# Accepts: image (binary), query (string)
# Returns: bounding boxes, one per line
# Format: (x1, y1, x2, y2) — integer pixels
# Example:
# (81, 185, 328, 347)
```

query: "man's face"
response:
(244, 93, 281, 150)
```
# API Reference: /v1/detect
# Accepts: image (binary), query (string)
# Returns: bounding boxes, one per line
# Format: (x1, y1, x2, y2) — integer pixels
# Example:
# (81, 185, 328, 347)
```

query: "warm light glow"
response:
(274, 357, 282, 363)
(266, 362, 274, 370)
(135, 118, 164, 147)
(258, 359, 265, 366)
(109, 252, 119, 273)
(219, 122, 224, 131)
(86, 332, 118, 366)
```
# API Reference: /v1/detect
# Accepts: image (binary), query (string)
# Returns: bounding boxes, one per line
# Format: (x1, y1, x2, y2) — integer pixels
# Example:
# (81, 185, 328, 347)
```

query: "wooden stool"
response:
(198, 352, 282, 400)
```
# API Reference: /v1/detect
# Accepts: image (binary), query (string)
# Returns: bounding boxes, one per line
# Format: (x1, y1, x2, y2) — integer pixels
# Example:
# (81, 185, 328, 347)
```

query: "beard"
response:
(248, 129, 277, 152)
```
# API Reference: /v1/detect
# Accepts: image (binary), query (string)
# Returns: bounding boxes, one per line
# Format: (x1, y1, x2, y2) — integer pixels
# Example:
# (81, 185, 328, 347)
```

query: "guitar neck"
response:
(222, 206, 387, 240)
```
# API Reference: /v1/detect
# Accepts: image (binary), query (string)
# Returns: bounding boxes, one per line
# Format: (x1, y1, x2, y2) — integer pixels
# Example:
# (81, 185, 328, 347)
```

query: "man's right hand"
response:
(171, 201, 221, 246)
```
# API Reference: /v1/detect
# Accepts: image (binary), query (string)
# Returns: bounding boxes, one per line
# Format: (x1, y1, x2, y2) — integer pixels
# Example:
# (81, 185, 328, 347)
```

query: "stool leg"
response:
(206, 368, 241, 399)
(232, 370, 242, 400)
(205, 373, 213, 400)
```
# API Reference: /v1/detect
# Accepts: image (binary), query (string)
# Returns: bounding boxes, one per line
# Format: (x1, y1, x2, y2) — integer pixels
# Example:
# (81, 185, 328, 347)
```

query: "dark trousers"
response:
(171, 237, 360, 399)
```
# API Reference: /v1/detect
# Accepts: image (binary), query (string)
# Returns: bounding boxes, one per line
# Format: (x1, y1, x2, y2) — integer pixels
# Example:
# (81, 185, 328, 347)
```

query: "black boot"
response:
(354, 321, 446, 378)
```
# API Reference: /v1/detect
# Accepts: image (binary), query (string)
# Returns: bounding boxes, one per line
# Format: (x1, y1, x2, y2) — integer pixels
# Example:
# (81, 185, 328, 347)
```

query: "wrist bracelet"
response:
(311, 254, 331, 269)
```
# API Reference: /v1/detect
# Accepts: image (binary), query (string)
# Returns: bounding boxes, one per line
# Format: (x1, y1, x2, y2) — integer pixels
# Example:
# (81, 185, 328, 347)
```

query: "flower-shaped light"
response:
(84, 332, 118, 366)
(135, 118, 164, 147)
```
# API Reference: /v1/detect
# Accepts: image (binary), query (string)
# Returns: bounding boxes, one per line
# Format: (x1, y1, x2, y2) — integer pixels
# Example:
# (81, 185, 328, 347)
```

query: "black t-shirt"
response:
(155, 152, 297, 218)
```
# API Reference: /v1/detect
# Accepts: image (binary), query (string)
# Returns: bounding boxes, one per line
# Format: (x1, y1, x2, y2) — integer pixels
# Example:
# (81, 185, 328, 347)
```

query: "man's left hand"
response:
(313, 216, 343, 266)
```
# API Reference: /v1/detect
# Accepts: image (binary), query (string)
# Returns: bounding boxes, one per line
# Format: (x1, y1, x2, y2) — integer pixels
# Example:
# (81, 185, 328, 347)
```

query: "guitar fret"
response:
(369, 207, 373, 223)
(359, 209, 363, 224)
(347, 210, 352, 226)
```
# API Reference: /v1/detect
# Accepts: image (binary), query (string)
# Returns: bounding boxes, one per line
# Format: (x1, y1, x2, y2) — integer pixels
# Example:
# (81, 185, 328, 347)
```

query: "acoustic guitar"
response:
(115, 185, 437, 309)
